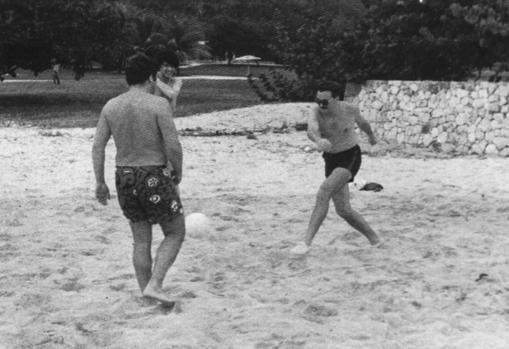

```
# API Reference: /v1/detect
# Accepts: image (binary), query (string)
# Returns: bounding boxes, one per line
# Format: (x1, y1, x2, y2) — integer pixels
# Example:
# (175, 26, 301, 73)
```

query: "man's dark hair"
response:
(125, 53, 157, 86)
(317, 80, 344, 98)
(145, 45, 180, 69)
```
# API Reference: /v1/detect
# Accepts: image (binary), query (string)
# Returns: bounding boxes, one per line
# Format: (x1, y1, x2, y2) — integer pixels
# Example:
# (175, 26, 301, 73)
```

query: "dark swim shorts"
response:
(115, 166, 183, 224)
(323, 145, 362, 182)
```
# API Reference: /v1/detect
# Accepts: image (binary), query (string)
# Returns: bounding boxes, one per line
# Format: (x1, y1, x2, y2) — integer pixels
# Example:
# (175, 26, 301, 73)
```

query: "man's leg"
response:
(143, 215, 185, 306)
(129, 220, 153, 292)
(332, 184, 381, 245)
(291, 168, 351, 254)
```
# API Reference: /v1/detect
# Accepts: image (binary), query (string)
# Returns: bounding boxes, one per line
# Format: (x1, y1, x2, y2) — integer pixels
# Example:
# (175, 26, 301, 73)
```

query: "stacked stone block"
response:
(357, 80, 509, 156)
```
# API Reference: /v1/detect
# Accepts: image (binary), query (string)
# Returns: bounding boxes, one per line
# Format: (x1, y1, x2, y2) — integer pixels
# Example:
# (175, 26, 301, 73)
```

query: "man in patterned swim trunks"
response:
(92, 53, 184, 307)
(291, 81, 382, 255)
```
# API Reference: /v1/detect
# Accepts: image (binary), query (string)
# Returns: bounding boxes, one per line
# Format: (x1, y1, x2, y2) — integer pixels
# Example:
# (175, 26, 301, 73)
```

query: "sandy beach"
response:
(1, 103, 509, 348)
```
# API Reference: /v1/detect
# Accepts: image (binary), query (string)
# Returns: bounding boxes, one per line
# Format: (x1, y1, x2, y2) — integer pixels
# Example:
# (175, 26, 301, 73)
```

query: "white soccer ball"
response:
(185, 212, 211, 235)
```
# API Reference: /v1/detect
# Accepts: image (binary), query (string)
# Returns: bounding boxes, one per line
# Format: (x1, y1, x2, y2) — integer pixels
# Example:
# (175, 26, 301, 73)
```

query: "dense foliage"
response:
(0, 0, 128, 77)
(351, 0, 509, 81)
(250, 0, 509, 102)
(1, 0, 508, 87)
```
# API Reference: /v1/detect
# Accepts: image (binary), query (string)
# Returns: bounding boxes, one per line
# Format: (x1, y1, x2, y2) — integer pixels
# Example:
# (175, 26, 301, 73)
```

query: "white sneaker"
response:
(290, 242, 310, 255)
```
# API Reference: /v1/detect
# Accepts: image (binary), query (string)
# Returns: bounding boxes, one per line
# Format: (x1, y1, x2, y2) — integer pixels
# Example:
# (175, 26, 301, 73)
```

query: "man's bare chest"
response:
(318, 112, 354, 137)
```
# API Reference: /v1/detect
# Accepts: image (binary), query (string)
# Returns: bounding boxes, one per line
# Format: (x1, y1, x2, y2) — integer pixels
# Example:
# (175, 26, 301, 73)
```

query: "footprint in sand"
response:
(206, 271, 227, 295)
(94, 235, 111, 245)
(109, 282, 127, 291)
(59, 278, 85, 292)
(303, 303, 339, 317)
(0, 243, 19, 260)
(287, 259, 307, 271)
(5, 218, 22, 227)
(107, 273, 133, 282)
(256, 339, 306, 349)
(178, 290, 197, 299)
(496, 206, 509, 213)
(101, 226, 117, 235)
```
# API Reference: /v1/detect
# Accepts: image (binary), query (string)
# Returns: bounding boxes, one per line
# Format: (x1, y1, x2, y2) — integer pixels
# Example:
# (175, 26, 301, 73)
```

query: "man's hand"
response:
(368, 134, 377, 145)
(316, 138, 333, 152)
(95, 183, 110, 205)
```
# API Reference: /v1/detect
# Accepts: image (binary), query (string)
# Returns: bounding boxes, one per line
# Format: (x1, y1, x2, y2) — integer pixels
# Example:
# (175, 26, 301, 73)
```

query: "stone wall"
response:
(357, 80, 509, 156)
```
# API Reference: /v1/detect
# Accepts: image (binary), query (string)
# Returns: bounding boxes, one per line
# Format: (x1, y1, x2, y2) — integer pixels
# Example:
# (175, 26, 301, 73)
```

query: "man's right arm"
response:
(92, 110, 112, 205)
(157, 103, 183, 183)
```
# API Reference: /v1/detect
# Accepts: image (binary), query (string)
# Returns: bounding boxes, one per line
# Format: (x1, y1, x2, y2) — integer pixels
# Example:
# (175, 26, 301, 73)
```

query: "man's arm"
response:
(352, 104, 377, 145)
(92, 111, 112, 205)
(307, 106, 332, 152)
(157, 103, 183, 183)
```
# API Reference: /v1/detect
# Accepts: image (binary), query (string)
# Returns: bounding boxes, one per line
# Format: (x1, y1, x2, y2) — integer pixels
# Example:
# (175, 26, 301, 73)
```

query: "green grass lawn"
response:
(0, 66, 264, 128)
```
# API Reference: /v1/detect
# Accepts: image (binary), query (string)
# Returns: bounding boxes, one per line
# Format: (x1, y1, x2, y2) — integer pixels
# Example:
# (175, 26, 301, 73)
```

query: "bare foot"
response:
(143, 286, 176, 308)
(290, 241, 310, 255)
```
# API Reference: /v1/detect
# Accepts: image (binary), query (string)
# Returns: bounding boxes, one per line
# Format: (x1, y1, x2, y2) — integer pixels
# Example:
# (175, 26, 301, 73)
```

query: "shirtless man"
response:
(291, 81, 382, 255)
(92, 53, 185, 307)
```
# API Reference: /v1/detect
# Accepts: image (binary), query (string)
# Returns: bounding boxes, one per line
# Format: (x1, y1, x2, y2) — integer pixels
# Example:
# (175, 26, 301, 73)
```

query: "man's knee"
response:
(330, 167, 352, 182)
(161, 215, 186, 239)
(317, 184, 333, 201)
(335, 205, 353, 219)
(318, 175, 349, 199)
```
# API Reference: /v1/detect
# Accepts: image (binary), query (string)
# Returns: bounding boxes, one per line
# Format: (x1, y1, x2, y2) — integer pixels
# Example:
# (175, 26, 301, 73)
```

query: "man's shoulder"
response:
(339, 101, 360, 116)
(339, 101, 358, 110)
(105, 92, 167, 108)
(149, 94, 172, 112)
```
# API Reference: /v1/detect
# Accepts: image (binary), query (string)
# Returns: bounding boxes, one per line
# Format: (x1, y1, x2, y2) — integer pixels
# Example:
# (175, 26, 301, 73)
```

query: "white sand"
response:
(1, 103, 509, 348)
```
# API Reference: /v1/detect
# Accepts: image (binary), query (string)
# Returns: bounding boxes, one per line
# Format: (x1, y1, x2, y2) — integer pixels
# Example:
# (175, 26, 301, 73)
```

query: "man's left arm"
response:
(92, 112, 112, 205)
(352, 104, 377, 145)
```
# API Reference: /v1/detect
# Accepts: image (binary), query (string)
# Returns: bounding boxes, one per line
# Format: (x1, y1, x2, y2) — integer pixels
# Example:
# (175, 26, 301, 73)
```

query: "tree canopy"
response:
(1, 0, 508, 83)
(0, 0, 128, 77)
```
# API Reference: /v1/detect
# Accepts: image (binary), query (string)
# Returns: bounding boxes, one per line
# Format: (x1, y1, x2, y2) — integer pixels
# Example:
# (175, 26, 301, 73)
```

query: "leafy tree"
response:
(0, 0, 127, 78)
(207, 15, 269, 63)
(350, 0, 509, 80)
(130, 13, 210, 64)
(125, 9, 166, 49)
(250, 0, 509, 102)
(164, 15, 211, 62)
(249, 0, 367, 101)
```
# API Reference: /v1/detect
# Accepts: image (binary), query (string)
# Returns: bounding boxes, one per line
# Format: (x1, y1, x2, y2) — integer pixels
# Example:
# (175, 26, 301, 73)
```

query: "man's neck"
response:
(129, 82, 152, 94)
(319, 100, 340, 117)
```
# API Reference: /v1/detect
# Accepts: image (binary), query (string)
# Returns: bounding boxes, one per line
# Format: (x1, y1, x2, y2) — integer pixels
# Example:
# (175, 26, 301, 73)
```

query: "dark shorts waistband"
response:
(116, 165, 165, 170)
(323, 145, 362, 181)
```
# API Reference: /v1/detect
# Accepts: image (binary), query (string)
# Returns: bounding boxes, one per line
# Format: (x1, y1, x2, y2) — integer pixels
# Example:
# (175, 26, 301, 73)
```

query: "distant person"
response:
(72, 58, 86, 81)
(51, 60, 60, 85)
(92, 53, 185, 307)
(151, 48, 182, 114)
(290, 81, 382, 255)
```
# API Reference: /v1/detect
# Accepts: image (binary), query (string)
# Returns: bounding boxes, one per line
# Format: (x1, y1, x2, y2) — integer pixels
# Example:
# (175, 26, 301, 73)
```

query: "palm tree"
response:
(125, 8, 165, 50)
(164, 15, 211, 63)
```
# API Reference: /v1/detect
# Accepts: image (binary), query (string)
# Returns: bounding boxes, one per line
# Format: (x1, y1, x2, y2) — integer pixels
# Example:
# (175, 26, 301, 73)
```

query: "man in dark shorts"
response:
(291, 81, 382, 255)
(92, 53, 184, 307)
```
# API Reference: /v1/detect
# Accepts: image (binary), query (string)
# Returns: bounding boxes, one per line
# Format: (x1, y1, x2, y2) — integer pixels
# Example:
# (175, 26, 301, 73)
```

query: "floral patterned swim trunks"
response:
(115, 166, 183, 224)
